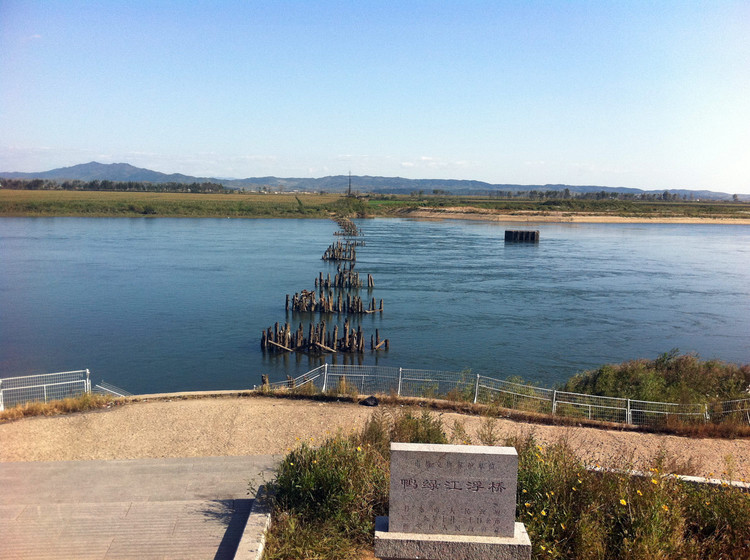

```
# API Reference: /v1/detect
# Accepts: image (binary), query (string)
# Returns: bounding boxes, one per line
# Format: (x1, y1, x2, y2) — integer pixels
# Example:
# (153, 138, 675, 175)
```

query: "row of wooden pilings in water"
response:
(262, 217, 388, 355)
(286, 290, 384, 314)
(321, 240, 358, 262)
(333, 217, 359, 236)
(314, 269, 374, 289)
(260, 320, 389, 353)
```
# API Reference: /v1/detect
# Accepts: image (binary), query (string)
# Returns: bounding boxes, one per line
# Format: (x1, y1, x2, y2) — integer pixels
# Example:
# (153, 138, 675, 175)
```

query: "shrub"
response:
(265, 410, 750, 559)
(264, 407, 450, 559)
(562, 351, 750, 405)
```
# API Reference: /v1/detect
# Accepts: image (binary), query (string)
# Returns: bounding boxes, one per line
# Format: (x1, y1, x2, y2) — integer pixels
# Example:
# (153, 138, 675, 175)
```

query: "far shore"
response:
(406, 207, 750, 225)
(2, 190, 750, 222)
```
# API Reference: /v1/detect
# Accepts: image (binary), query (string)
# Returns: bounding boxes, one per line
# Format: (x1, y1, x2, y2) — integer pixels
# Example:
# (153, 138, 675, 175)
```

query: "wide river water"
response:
(1, 217, 749, 394)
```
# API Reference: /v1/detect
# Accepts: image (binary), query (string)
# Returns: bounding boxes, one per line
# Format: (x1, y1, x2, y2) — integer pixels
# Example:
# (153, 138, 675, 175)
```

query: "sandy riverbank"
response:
(1, 395, 747, 481)
(406, 207, 750, 224)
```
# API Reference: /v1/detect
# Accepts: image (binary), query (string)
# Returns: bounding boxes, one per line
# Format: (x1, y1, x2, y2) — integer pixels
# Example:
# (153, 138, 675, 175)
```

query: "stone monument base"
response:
(374, 517, 532, 560)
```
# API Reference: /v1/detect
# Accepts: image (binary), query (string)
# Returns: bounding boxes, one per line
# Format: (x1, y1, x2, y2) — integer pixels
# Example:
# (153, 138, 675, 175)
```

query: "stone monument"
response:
(374, 442, 531, 560)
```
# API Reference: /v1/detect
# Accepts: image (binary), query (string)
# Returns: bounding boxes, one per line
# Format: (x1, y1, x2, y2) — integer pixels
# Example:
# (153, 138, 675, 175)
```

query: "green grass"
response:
(0, 190, 347, 218)
(263, 408, 750, 560)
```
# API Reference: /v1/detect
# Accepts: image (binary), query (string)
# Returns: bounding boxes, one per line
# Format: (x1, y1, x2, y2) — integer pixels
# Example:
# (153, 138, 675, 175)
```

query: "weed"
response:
(329, 375, 360, 399)
(476, 415, 500, 445)
(449, 419, 473, 445)
(290, 380, 320, 397)
(391, 409, 447, 445)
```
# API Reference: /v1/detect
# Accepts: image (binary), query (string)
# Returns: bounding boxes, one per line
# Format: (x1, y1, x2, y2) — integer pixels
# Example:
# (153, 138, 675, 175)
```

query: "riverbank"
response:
(405, 206, 750, 224)
(2, 190, 750, 223)
(1, 395, 748, 481)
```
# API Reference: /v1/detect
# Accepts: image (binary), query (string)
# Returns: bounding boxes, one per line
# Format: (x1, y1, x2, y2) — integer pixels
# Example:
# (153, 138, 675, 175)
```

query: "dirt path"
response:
(1, 396, 748, 480)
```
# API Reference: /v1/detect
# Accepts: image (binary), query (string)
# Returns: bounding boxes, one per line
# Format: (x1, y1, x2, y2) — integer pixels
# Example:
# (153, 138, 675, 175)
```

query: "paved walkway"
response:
(0, 456, 280, 560)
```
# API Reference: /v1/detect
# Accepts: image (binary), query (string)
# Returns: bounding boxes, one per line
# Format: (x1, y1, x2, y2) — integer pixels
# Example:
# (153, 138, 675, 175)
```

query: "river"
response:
(1, 217, 748, 393)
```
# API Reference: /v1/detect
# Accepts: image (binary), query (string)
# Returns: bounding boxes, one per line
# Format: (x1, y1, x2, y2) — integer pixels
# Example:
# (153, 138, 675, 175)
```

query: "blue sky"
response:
(1, 1, 749, 193)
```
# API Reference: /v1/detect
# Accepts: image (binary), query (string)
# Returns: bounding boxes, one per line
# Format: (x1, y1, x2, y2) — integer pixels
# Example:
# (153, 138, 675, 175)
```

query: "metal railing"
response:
(93, 381, 133, 397)
(0, 369, 91, 411)
(263, 364, 750, 428)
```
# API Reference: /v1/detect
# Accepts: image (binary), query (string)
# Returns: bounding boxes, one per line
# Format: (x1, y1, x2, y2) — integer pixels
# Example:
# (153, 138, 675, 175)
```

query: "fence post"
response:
(473, 374, 480, 404)
(397, 368, 403, 396)
(626, 399, 632, 425)
(704, 404, 710, 423)
(44, 385, 48, 403)
(0, 379, 4, 412)
(86, 369, 91, 394)
(551, 390, 557, 414)
(322, 363, 328, 393)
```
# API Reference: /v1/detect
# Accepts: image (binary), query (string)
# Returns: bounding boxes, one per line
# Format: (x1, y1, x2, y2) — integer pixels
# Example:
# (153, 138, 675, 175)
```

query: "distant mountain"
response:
(1, 161, 744, 200)
(0, 161, 214, 184)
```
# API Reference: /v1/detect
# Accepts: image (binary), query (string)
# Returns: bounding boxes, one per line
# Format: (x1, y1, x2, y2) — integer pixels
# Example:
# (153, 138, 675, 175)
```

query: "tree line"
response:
(0, 178, 232, 194)
(485, 189, 694, 201)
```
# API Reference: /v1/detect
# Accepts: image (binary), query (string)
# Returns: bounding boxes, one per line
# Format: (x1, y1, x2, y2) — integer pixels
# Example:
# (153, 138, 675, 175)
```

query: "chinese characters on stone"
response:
(401, 479, 507, 493)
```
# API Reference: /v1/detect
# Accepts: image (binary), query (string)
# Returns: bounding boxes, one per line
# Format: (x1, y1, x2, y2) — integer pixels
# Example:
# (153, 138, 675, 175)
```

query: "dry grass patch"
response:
(0, 393, 118, 422)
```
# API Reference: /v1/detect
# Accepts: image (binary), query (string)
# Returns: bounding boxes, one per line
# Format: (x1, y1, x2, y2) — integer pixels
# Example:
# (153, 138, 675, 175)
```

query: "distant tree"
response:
(733, 194, 739, 202)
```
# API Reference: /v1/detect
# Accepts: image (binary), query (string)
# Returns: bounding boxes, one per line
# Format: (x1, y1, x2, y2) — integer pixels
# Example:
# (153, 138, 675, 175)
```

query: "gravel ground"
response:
(1, 395, 748, 480)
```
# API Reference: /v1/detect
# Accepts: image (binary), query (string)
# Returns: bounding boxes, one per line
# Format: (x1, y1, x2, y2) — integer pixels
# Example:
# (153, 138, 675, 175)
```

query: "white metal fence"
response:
(93, 381, 133, 397)
(265, 364, 750, 428)
(0, 370, 91, 411)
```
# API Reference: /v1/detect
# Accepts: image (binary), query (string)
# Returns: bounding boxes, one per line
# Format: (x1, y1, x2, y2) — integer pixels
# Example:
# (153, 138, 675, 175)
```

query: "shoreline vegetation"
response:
(1, 189, 750, 223)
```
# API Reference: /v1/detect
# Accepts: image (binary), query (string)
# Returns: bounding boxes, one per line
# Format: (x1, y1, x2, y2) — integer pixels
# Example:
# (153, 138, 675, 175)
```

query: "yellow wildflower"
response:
(662, 505, 669, 512)
(620, 499, 627, 506)
(541, 510, 547, 516)
(651, 478, 658, 485)
(525, 503, 531, 508)
(560, 523, 566, 530)
(637, 490, 643, 496)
